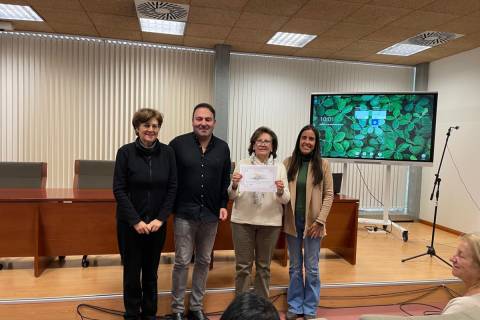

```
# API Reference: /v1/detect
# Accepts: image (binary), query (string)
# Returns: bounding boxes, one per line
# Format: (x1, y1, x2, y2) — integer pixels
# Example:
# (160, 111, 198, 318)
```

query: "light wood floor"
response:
(0, 222, 462, 319)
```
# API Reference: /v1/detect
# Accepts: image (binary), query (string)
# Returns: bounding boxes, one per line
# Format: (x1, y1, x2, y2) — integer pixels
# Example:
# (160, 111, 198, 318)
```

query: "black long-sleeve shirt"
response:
(113, 139, 177, 226)
(169, 132, 231, 223)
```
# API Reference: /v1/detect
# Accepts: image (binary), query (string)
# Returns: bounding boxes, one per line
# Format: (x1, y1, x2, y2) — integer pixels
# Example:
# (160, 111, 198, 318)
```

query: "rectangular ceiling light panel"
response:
(267, 32, 317, 48)
(0, 4, 43, 21)
(139, 18, 185, 35)
(377, 43, 431, 56)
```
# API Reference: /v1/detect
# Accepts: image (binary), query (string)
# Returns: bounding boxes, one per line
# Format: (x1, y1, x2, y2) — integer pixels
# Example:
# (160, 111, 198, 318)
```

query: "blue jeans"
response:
(286, 216, 322, 316)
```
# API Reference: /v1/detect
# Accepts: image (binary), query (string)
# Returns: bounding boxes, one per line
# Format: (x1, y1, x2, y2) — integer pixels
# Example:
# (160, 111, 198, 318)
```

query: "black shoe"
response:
(187, 310, 209, 320)
(167, 313, 184, 320)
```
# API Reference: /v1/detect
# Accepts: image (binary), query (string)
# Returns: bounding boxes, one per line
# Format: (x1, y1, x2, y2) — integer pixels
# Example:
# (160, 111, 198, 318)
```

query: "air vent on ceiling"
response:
(406, 31, 463, 47)
(135, 1, 189, 21)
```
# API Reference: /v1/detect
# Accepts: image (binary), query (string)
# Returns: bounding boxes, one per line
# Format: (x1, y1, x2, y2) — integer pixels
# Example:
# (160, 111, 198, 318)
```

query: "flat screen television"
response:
(310, 92, 438, 166)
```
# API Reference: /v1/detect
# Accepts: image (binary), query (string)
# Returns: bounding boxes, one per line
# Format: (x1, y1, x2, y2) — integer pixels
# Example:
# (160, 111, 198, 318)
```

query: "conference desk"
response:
(0, 189, 358, 277)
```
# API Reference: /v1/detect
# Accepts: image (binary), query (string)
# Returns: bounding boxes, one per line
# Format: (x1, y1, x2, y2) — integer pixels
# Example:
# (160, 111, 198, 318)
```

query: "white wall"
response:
(422, 47, 480, 232)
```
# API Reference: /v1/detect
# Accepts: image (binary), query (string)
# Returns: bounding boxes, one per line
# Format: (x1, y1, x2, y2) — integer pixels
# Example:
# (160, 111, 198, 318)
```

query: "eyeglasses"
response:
(256, 140, 272, 146)
(141, 123, 160, 130)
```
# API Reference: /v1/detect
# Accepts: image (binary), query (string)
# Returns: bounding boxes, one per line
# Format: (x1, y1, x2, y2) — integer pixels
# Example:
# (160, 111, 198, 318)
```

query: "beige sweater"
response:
(228, 158, 290, 227)
(443, 293, 480, 314)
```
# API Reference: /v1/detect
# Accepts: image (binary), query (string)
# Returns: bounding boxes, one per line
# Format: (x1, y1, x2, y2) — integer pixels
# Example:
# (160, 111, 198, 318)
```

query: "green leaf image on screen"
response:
(310, 93, 437, 163)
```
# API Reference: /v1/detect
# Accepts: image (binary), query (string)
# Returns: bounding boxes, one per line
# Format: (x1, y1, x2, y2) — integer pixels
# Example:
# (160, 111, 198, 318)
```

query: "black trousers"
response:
(117, 220, 166, 320)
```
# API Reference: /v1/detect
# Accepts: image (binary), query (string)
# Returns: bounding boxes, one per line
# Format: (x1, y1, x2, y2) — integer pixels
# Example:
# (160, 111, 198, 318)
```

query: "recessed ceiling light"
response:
(377, 43, 431, 56)
(267, 32, 317, 48)
(139, 18, 185, 35)
(0, 4, 43, 21)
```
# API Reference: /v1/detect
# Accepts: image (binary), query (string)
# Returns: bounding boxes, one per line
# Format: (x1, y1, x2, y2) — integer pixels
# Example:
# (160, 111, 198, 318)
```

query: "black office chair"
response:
(73, 160, 115, 267)
(0, 162, 47, 270)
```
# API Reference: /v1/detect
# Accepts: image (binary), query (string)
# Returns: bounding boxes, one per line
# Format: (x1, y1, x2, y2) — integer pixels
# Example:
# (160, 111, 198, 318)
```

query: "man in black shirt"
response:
(169, 103, 231, 320)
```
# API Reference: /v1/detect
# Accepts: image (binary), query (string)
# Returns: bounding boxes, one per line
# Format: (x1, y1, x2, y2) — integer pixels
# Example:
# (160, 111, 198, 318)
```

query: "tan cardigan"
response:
(283, 157, 334, 237)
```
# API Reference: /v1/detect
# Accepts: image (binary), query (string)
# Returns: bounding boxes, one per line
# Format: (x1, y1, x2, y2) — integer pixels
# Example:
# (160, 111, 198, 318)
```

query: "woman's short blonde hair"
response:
(462, 233, 480, 268)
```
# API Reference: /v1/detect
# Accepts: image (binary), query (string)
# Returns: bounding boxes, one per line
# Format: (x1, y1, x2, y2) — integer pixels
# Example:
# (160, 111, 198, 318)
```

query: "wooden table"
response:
(0, 189, 358, 276)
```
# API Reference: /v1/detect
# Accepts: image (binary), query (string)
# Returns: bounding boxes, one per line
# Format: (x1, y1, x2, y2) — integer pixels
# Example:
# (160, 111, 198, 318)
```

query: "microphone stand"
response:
(402, 127, 456, 267)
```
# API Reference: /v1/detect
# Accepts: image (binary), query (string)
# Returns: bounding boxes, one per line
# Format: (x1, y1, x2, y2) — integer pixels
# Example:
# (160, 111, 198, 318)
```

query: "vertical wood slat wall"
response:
(1, 32, 415, 211)
(0, 32, 214, 188)
(228, 53, 414, 211)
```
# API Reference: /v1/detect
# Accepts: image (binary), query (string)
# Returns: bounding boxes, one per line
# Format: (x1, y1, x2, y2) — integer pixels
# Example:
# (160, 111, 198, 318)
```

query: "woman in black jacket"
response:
(113, 108, 177, 320)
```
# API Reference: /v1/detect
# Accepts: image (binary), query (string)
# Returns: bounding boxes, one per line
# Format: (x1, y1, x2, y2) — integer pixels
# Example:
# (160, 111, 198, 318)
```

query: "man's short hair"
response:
(192, 103, 216, 120)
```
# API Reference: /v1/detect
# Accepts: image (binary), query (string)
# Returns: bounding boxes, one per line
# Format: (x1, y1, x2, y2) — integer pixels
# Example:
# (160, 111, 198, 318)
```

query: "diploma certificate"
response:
(239, 164, 276, 193)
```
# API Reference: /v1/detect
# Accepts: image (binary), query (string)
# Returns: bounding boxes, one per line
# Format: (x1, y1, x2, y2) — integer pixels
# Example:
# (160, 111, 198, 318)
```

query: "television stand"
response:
(344, 163, 409, 242)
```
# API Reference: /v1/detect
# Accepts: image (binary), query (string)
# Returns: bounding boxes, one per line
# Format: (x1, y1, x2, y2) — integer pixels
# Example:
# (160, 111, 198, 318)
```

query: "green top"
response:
(294, 160, 309, 218)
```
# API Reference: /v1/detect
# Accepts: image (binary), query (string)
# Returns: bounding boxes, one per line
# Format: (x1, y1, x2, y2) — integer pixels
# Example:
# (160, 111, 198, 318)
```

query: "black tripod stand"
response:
(401, 126, 459, 267)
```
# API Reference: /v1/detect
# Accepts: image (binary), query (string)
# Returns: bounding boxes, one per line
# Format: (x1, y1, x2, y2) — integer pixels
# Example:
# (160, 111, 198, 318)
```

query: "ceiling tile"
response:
(224, 40, 263, 52)
(29, 0, 83, 11)
(183, 36, 224, 48)
(436, 16, 480, 35)
(344, 5, 412, 27)
(294, 47, 336, 58)
(281, 18, 336, 35)
(328, 50, 369, 61)
(363, 26, 423, 42)
(335, 0, 371, 3)
(89, 12, 139, 31)
(361, 54, 402, 65)
(258, 44, 299, 56)
(191, 0, 248, 11)
(306, 36, 354, 50)
(368, 0, 435, 10)
(243, 0, 309, 16)
(189, 6, 241, 27)
(3, 0, 480, 63)
(418, 45, 468, 59)
(226, 27, 274, 43)
(390, 10, 458, 29)
(10, 21, 54, 33)
(393, 55, 431, 65)
(436, 31, 480, 50)
(340, 40, 392, 54)
(48, 22, 98, 36)
(235, 12, 289, 31)
(96, 26, 141, 41)
(34, 7, 92, 25)
(295, 0, 362, 22)
(319, 22, 378, 39)
(142, 32, 184, 45)
(422, 0, 480, 16)
(79, 0, 136, 17)
(0, 0, 31, 5)
(185, 23, 231, 39)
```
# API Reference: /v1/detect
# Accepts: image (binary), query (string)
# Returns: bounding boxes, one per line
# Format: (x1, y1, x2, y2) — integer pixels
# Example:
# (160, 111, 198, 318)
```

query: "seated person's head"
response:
(450, 233, 480, 288)
(220, 292, 280, 320)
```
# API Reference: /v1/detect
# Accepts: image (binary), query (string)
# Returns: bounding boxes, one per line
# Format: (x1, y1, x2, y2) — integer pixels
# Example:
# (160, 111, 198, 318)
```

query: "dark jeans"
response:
(117, 220, 166, 320)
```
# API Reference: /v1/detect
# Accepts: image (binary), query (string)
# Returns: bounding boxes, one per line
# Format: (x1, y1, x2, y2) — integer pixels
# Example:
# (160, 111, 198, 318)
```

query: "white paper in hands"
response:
(239, 164, 276, 193)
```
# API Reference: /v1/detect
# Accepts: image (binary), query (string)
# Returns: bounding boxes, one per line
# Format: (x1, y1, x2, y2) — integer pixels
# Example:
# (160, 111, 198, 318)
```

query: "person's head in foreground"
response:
(441, 233, 480, 315)
(450, 233, 480, 292)
(220, 292, 280, 320)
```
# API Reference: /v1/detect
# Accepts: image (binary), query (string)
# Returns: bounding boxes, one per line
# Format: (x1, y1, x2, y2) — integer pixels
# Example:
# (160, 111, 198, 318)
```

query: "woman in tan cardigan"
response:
(284, 125, 334, 320)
